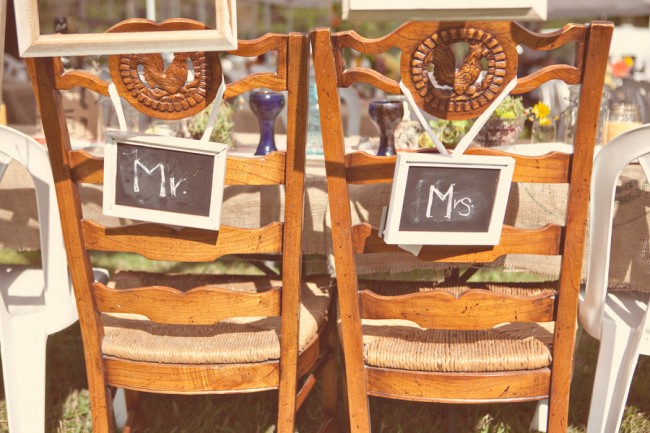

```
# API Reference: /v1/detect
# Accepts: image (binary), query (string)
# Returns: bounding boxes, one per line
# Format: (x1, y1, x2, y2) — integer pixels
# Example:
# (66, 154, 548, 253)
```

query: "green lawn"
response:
(0, 252, 648, 432)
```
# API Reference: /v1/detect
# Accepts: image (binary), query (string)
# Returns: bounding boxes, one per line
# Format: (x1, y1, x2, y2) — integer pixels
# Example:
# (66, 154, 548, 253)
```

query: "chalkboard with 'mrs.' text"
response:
(103, 131, 228, 230)
(382, 153, 515, 246)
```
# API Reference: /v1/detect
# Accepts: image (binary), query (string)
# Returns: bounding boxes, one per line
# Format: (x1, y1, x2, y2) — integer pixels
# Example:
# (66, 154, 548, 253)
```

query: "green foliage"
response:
(419, 119, 472, 147)
(492, 96, 525, 120)
(187, 101, 235, 146)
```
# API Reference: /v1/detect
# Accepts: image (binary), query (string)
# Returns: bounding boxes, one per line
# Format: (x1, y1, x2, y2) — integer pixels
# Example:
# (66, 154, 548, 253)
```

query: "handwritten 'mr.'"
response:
(426, 183, 472, 220)
(131, 150, 186, 197)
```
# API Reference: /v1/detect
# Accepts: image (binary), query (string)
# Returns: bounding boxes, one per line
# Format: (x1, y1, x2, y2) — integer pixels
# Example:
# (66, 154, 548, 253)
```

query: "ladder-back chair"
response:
(312, 21, 612, 432)
(28, 19, 336, 433)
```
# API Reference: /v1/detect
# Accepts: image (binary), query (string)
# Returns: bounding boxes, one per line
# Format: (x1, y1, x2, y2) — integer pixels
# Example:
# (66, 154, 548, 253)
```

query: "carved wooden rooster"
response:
(132, 53, 190, 95)
(453, 42, 483, 95)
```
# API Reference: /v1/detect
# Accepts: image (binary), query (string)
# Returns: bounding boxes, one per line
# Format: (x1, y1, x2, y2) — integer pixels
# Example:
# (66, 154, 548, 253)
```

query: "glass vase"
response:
(531, 119, 557, 143)
(369, 100, 404, 156)
(249, 90, 285, 155)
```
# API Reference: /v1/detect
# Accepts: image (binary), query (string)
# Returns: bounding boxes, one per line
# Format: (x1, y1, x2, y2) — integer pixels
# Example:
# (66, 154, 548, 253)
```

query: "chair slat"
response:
(104, 357, 280, 392)
(365, 367, 551, 403)
(351, 223, 563, 262)
(82, 220, 283, 261)
(94, 282, 281, 324)
(359, 289, 555, 330)
(69, 150, 286, 186)
(344, 149, 571, 185)
(513, 65, 581, 95)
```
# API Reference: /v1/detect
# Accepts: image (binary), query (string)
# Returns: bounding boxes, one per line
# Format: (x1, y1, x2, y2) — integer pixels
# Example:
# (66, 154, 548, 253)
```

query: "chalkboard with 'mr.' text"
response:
(382, 153, 515, 246)
(103, 131, 228, 230)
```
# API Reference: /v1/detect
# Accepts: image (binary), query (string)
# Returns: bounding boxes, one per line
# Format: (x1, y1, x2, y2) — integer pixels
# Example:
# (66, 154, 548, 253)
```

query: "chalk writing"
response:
(426, 183, 473, 220)
(115, 142, 215, 217)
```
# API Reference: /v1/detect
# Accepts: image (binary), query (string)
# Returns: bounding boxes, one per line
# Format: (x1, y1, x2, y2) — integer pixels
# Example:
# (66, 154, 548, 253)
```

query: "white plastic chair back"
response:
(580, 124, 650, 433)
(0, 126, 75, 333)
(581, 125, 650, 334)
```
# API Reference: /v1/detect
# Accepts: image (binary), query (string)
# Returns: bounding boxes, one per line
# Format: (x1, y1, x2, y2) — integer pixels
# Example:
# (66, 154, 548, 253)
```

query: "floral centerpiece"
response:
(473, 95, 526, 147)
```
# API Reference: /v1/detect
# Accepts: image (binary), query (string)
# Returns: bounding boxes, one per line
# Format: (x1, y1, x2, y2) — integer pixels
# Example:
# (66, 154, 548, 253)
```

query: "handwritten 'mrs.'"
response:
(131, 150, 186, 197)
(426, 183, 472, 220)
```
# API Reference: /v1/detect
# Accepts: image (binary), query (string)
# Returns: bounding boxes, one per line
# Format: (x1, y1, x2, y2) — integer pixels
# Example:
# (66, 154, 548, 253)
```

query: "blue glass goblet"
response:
(249, 90, 285, 155)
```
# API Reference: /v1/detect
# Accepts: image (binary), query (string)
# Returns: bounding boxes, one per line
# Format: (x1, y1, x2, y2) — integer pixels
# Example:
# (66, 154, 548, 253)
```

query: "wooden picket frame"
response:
(14, 0, 237, 57)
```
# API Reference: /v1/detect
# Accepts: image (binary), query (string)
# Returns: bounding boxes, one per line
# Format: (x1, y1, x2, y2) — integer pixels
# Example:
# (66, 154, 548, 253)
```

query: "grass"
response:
(0, 251, 648, 432)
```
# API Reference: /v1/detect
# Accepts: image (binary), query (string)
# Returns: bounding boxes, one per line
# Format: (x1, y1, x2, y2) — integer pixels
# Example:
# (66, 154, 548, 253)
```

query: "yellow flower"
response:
(532, 102, 551, 119)
(624, 56, 635, 68)
(538, 117, 552, 126)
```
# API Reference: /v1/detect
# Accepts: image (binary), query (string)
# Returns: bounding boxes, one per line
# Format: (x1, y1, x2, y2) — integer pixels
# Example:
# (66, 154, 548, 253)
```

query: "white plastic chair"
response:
(0, 126, 126, 432)
(580, 124, 650, 433)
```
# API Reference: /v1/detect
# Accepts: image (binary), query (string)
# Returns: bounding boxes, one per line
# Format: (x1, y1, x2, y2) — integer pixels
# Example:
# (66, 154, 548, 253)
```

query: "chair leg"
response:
(0, 314, 47, 433)
(530, 399, 548, 432)
(320, 320, 340, 433)
(586, 319, 642, 433)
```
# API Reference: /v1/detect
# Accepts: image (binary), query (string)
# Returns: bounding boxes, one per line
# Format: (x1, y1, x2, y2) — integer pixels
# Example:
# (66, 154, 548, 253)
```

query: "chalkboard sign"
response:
(103, 130, 227, 230)
(382, 153, 515, 246)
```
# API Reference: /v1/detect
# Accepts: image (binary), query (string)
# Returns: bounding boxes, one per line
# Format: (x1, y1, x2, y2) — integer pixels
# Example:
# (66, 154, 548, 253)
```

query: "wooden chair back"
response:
(312, 21, 613, 432)
(27, 19, 335, 433)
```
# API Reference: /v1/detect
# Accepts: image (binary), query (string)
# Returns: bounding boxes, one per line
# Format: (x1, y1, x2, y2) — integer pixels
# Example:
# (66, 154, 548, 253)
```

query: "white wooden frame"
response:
(14, 0, 237, 57)
(382, 153, 515, 246)
(342, 0, 547, 21)
(103, 130, 228, 231)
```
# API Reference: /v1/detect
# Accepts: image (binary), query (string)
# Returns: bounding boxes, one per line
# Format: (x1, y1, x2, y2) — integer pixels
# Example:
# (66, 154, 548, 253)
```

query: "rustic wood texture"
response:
(81, 220, 283, 261)
(351, 223, 563, 261)
(359, 289, 556, 330)
(94, 282, 281, 324)
(344, 148, 571, 184)
(366, 368, 551, 403)
(313, 20, 613, 433)
(546, 22, 614, 432)
(31, 20, 331, 433)
(107, 20, 221, 120)
(69, 149, 287, 185)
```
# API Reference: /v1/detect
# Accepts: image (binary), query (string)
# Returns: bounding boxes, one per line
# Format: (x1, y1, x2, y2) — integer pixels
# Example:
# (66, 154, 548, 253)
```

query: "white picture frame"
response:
(342, 0, 547, 22)
(103, 130, 228, 231)
(14, 0, 237, 57)
(382, 153, 515, 246)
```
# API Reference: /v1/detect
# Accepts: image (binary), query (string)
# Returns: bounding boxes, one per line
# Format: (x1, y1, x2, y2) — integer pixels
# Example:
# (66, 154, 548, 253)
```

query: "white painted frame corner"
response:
(14, 0, 237, 57)
(342, 0, 547, 22)
(382, 153, 515, 246)
(103, 130, 228, 231)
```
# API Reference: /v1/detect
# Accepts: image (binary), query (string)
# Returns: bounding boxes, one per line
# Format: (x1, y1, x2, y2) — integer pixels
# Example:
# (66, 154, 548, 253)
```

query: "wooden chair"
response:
(28, 19, 337, 433)
(312, 21, 612, 432)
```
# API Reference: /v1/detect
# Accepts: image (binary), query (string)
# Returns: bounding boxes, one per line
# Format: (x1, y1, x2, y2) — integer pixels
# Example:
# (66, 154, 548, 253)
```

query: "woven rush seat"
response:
(101, 272, 333, 365)
(358, 280, 556, 373)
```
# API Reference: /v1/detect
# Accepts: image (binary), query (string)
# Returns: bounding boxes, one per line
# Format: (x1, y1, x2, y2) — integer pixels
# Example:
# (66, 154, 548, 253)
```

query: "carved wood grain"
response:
(359, 289, 555, 330)
(512, 22, 587, 51)
(351, 223, 563, 262)
(512, 65, 581, 95)
(365, 367, 551, 403)
(104, 357, 280, 392)
(344, 149, 571, 185)
(82, 220, 283, 261)
(339, 68, 401, 94)
(94, 282, 281, 324)
(225, 34, 288, 99)
(69, 150, 287, 185)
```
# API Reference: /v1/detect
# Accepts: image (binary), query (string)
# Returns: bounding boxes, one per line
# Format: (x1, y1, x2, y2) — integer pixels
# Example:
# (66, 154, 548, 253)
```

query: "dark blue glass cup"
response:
(369, 100, 404, 156)
(249, 90, 285, 155)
